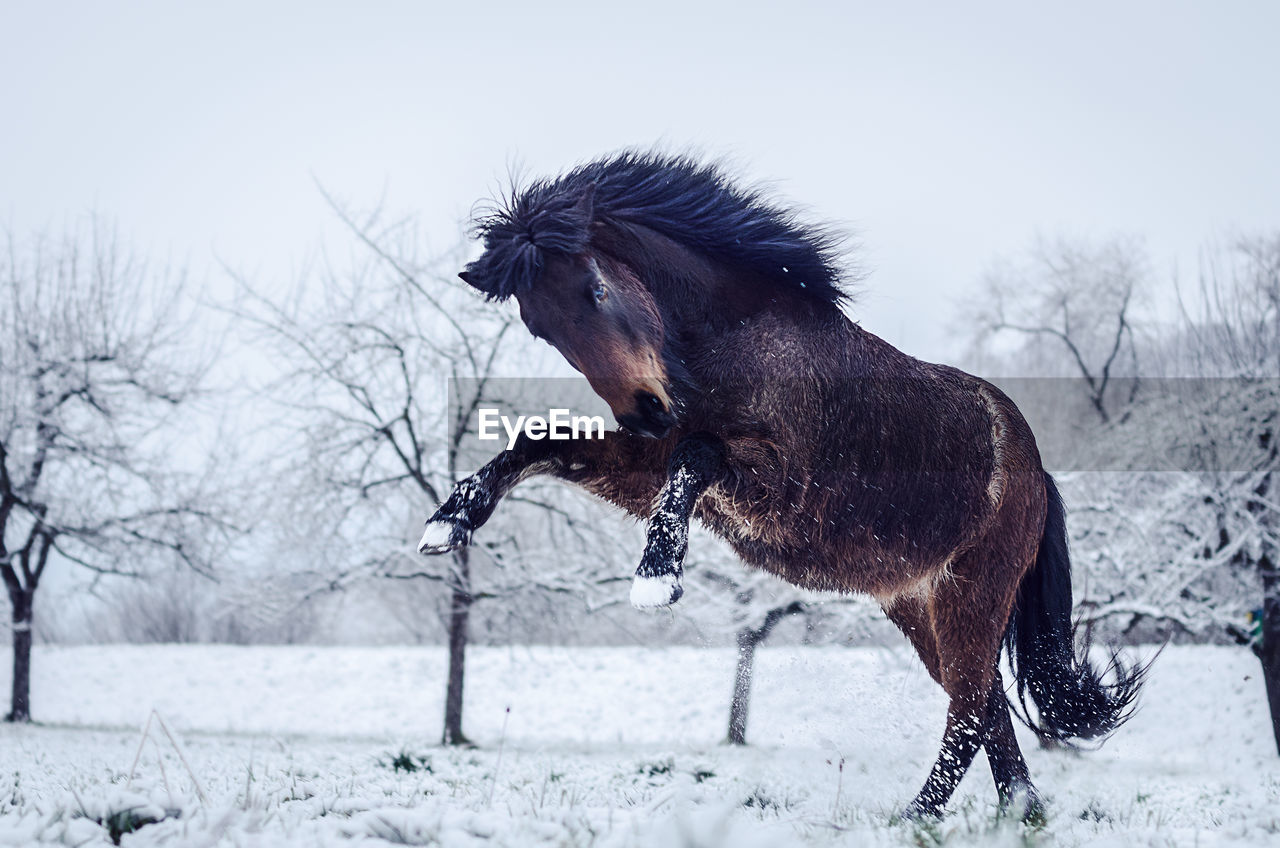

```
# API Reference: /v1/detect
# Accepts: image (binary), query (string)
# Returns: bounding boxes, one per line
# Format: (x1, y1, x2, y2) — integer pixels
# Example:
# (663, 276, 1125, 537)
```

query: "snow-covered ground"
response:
(0, 644, 1275, 846)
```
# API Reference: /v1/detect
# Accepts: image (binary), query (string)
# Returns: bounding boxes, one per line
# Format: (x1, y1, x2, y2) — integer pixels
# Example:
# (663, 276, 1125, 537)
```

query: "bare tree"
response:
(1068, 234, 1280, 753)
(74, 566, 315, 645)
(1172, 236, 1279, 752)
(725, 596, 808, 746)
(231, 194, 621, 745)
(1173, 233, 1280, 378)
(683, 530, 880, 745)
(968, 235, 1148, 423)
(0, 221, 227, 722)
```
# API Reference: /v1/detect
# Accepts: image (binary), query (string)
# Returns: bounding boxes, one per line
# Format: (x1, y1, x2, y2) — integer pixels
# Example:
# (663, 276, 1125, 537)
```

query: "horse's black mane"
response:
(466, 151, 849, 305)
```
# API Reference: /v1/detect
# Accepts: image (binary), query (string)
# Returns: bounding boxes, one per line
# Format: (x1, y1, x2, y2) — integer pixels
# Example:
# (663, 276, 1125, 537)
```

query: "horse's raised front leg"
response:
(418, 447, 547, 554)
(418, 430, 667, 554)
(630, 432, 725, 609)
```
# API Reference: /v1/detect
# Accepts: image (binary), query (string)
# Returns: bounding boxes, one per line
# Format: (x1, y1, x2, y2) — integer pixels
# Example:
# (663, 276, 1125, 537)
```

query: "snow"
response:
(630, 574, 682, 608)
(0, 644, 1277, 846)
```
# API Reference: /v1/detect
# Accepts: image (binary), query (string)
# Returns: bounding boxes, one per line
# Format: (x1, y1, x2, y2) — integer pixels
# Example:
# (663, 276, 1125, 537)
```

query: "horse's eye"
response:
(589, 278, 607, 305)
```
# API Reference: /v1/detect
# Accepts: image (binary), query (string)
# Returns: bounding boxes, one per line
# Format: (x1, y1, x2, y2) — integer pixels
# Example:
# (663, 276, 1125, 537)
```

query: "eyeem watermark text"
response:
(478, 408, 606, 450)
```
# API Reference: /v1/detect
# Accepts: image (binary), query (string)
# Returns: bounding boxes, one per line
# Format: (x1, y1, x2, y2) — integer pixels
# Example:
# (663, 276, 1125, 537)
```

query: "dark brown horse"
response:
(418, 152, 1146, 820)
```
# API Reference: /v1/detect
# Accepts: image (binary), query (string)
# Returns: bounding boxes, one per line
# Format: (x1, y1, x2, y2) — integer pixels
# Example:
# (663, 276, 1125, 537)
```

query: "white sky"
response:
(3, 0, 1278, 362)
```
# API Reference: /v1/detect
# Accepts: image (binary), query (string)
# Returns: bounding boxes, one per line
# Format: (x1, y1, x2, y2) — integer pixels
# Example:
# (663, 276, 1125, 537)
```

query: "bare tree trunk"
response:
(442, 548, 472, 746)
(727, 628, 760, 745)
(6, 588, 33, 723)
(726, 601, 806, 745)
(1259, 549, 1280, 756)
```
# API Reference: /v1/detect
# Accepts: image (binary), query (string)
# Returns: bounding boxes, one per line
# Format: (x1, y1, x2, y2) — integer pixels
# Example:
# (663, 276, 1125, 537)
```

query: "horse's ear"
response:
(573, 182, 596, 222)
(458, 267, 490, 294)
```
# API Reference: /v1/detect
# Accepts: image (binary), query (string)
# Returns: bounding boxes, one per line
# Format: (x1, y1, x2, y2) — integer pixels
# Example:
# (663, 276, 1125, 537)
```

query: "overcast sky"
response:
(3, 0, 1277, 362)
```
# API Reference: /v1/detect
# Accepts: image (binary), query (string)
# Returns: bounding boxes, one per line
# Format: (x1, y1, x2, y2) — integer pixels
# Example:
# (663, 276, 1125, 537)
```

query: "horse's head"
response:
(461, 249, 677, 439)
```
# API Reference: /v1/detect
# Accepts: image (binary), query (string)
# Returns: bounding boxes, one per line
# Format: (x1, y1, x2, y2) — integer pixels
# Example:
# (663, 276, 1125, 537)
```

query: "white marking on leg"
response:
(630, 573, 682, 609)
(417, 520, 456, 554)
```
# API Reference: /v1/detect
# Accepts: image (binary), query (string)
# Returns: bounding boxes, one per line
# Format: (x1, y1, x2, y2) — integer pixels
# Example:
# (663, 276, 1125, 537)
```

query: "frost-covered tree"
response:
(961, 232, 1280, 753)
(1, 222, 228, 722)
(1065, 384, 1277, 749)
(1076, 236, 1280, 752)
(1063, 385, 1272, 641)
(1171, 234, 1280, 379)
(967, 235, 1148, 423)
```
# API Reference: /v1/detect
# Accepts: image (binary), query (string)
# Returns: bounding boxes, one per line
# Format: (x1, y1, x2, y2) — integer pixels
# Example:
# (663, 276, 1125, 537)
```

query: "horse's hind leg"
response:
(883, 597, 941, 683)
(983, 674, 1044, 821)
(889, 596, 1043, 820)
(900, 557, 1021, 820)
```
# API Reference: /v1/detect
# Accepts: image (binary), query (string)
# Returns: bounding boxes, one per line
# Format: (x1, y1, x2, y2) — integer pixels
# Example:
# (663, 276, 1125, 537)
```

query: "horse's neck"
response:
(602, 217, 856, 363)
(649, 242, 837, 330)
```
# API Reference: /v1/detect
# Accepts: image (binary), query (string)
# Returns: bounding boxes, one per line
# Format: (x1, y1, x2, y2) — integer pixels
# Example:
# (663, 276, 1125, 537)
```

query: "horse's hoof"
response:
(893, 800, 942, 824)
(630, 573, 683, 608)
(1022, 798, 1048, 828)
(1000, 784, 1047, 827)
(417, 519, 469, 554)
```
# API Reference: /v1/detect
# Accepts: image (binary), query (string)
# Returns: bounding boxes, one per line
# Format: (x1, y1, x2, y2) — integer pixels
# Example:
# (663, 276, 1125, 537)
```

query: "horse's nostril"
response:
(630, 391, 675, 437)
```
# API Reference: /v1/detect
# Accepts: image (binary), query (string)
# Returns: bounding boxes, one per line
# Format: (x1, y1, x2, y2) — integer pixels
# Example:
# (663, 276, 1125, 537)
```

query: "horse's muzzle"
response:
(617, 391, 677, 439)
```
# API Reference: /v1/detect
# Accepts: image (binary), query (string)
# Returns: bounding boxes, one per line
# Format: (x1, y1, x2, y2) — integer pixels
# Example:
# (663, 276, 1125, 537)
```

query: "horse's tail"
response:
(1003, 472, 1150, 743)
